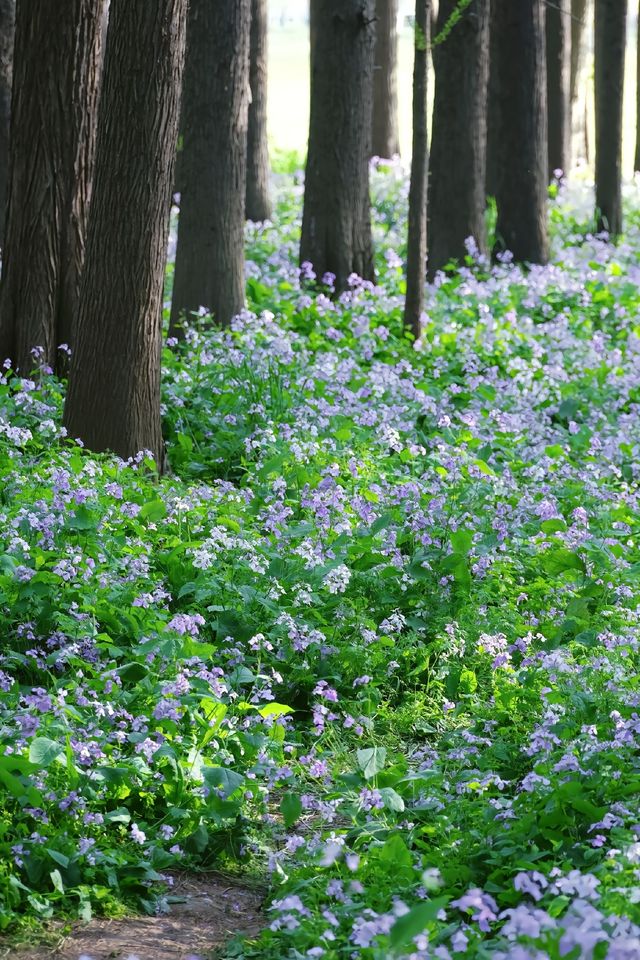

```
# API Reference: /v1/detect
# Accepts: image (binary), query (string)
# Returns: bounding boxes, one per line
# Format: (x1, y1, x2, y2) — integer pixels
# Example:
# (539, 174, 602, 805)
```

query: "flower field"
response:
(2, 168, 640, 958)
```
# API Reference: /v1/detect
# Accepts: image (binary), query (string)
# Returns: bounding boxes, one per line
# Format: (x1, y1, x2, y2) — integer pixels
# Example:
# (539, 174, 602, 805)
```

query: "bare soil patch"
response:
(3, 874, 263, 960)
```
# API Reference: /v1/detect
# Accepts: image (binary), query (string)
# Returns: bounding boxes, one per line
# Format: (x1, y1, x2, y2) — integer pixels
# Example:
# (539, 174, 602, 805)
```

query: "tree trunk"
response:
(372, 0, 400, 157)
(170, 0, 250, 333)
(404, 0, 429, 338)
(546, 0, 570, 176)
(0, 0, 14, 251)
(428, 0, 489, 279)
(64, 0, 187, 466)
(492, 0, 548, 264)
(246, 0, 271, 222)
(300, 0, 376, 293)
(0, 0, 103, 374)
(635, 0, 640, 173)
(594, 0, 626, 235)
(570, 0, 587, 105)
(485, 0, 500, 197)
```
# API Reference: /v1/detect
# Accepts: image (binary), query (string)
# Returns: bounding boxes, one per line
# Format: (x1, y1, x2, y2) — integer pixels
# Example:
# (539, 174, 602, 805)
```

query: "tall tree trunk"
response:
(594, 0, 626, 235)
(492, 0, 548, 264)
(485, 0, 500, 197)
(372, 0, 400, 157)
(300, 0, 376, 293)
(64, 0, 187, 466)
(546, 0, 570, 176)
(570, 0, 588, 105)
(170, 0, 250, 333)
(0, 0, 14, 251)
(0, 0, 103, 374)
(404, 0, 429, 338)
(428, 0, 489, 279)
(635, 0, 640, 173)
(246, 0, 272, 222)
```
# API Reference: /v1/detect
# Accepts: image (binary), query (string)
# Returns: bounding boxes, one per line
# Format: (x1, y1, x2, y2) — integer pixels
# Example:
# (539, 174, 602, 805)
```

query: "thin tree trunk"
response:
(170, 0, 250, 333)
(428, 0, 489, 279)
(404, 0, 429, 338)
(570, 0, 587, 105)
(0, 0, 103, 374)
(594, 0, 626, 235)
(546, 0, 570, 176)
(492, 0, 548, 264)
(372, 0, 400, 157)
(0, 0, 14, 251)
(246, 0, 272, 222)
(635, 0, 640, 173)
(300, 0, 376, 293)
(64, 0, 187, 466)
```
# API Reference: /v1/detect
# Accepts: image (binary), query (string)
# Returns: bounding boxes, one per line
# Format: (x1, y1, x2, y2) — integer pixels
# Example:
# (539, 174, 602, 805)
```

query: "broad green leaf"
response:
(257, 703, 294, 719)
(46, 849, 70, 868)
(379, 787, 405, 813)
(357, 747, 387, 779)
(202, 766, 245, 798)
(29, 737, 63, 768)
(140, 499, 167, 522)
(104, 807, 131, 824)
(280, 792, 303, 828)
(450, 529, 473, 555)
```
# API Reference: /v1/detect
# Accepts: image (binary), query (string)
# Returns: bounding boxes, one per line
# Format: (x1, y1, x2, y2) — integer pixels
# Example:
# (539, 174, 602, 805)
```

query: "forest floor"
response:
(3, 170, 640, 959)
(5, 875, 263, 960)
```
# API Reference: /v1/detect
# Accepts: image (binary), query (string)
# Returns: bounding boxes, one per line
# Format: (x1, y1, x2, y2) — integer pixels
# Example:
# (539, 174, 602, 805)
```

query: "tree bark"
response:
(372, 0, 400, 157)
(0, 0, 103, 374)
(64, 0, 187, 466)
(0, 0, 14, 250)
(246, 0, 272, 222)
(492, 0, 548, 264)
(594, 0, 626, 235)
(300, 0, 376, 293)
(404, 0, 429, 338)
(170, 0, 250, 333)
(428, 0, 489, 279)
(570, 0, 587, 105)
(485, 0, 500, 197)
(546, 0, 570, 176)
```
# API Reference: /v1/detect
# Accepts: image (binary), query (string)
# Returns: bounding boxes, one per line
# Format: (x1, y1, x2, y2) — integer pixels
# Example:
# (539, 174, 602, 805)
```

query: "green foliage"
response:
(1, 171, 640, 958)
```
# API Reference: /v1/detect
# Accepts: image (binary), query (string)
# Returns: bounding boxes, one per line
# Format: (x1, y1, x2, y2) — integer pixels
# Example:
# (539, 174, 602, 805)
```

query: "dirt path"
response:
(4, 874, 264, 960)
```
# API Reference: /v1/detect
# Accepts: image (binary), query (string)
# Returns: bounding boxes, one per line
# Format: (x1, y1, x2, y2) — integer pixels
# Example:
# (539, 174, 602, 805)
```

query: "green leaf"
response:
(0, 765, 27, 799)
(50, 870, 64, 894)
(541, 518, 566, 534)
(66, 505, 97, 531)
(46, 849, 70, 869)
(542, 548, 584, 575)
(29, 737, 64, 768)
(104, 807, 131, 824)
(202, 766, 245, 798)
(117, 662, 149, 684)
(379, 787, 405, 813)
(185, 822, 209, 854)
(257, 703, 294, 719)
(280, 792, 303, 828)
(545, 444, 565, 459)
(389, 897, 449, 949)
(140, 499, 167, 523)
(450, 529, 473, 555)
(379, 834, 413, 869)
(356, 747, 387, 779)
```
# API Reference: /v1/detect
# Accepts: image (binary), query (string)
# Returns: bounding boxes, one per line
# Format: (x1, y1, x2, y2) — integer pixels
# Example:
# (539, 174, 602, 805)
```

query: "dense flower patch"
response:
(2, 169, 640, 958)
